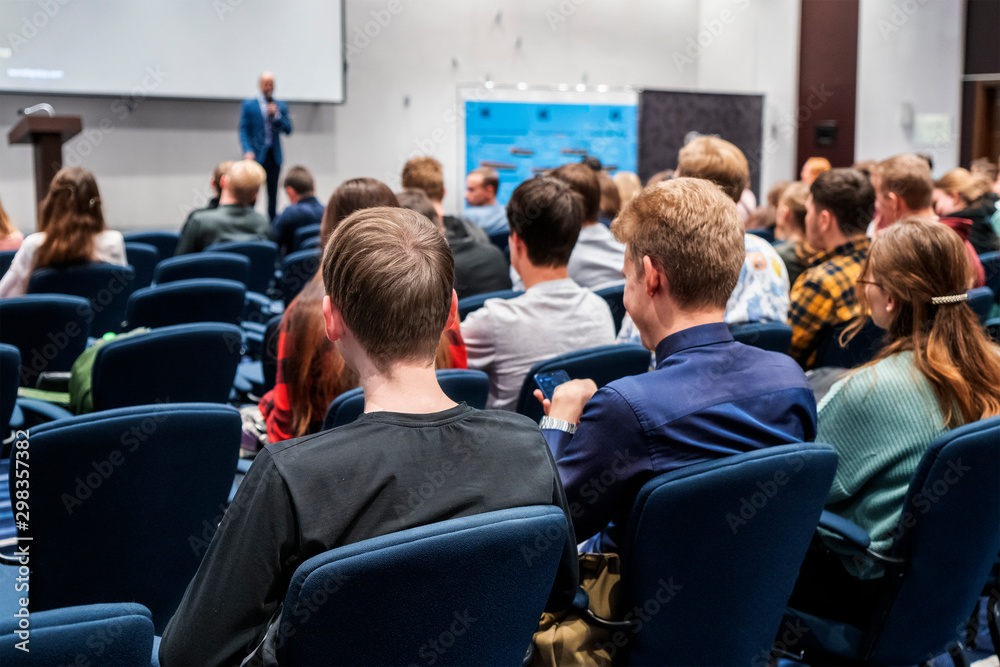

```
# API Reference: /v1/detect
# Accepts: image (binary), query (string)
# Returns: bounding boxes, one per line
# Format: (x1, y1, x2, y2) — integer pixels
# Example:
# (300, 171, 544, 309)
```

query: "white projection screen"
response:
(0, 0, 345, 103)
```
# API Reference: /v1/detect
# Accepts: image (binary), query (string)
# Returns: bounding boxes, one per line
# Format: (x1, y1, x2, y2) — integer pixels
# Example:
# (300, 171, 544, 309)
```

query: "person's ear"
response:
(642, 255, 664, 297)
(818, 208, 834, 235)
(509, 230, 525, 258)
(322, 295, 345, 343)
(886, 191, 902, 216)
(220, 174, 230, 191)
(446, 289, 459, 330)
(284, 185, 295, 199)
(885, 293, 896, 315)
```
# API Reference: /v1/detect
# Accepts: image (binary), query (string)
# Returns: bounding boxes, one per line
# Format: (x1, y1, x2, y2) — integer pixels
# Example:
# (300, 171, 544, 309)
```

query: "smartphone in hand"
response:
(534, 370, 571, 400)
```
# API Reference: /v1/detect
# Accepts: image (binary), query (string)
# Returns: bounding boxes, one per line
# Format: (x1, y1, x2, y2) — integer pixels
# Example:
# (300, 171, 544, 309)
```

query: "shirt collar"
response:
(809, 235, 870, 267)
(654, 322, 733, 368)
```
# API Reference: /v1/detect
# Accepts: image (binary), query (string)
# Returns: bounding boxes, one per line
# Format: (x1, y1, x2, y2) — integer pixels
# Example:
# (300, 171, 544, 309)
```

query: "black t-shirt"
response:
(159, 403, 577, 666)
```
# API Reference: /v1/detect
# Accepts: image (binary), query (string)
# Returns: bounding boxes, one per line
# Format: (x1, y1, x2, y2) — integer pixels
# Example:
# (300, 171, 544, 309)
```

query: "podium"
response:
(7, 115, 83, 208)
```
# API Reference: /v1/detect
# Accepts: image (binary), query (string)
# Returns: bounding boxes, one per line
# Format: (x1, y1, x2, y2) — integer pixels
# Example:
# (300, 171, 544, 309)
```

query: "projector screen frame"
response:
(0, 1, 348, 105)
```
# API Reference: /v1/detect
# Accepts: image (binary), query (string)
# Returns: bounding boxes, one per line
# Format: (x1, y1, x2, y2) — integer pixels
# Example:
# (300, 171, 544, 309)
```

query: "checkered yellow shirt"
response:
(788, 236, 871, 368)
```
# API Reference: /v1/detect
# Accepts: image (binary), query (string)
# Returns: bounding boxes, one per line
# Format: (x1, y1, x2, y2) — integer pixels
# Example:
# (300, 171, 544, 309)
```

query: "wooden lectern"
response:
(7, 115, 83, 207)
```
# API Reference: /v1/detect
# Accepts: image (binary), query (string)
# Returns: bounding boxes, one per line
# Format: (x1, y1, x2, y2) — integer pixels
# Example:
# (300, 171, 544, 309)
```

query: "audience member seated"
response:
(0, 196, 24, 251)
(160, 207, 577, 666)
(535, 178, 817, 552)
(616, 137, 790, 345)
(0, 167, 125, 298)
(871, 154, 985, 287)
(462, 177, 615, 410)
(788, 217, 1000, 624)
(175, 159, 269, 255)
(596, 170, 621, 227)
(318, 177, 397, 244)
(401, 157, 511, 299)
(463, 166, 508, 235)
(773, 181, 813, 288)
(801, 156, 831, 185)
(183, 161, 231, 229)
(747, 179, 789, 234)
(538, 163, 627, 289)
(612, 170, 642, 207)
(933, 167, 1000, 255)
(270, 165, 324, 255)
(788, 169, 874, 369)
(258, 180, 466, 447)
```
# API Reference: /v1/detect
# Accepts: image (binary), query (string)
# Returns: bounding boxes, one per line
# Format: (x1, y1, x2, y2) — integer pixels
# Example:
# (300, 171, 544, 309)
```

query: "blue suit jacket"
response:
(239, 97, 292, 165)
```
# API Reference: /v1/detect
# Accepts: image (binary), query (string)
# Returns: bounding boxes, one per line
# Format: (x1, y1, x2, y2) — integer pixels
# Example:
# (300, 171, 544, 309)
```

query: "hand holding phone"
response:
(534, 370, 571, 400)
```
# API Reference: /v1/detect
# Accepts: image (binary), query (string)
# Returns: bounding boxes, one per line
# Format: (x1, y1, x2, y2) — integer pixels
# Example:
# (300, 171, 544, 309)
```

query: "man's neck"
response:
(432, 201, 444, 221)
(581, 220, 599, 228)
(518, 263, 570, 290)
(359, 360, 457, 415)
(645, 308, 725, 349)
(907, 206, 936, 219)
(219, 191, 239, 206)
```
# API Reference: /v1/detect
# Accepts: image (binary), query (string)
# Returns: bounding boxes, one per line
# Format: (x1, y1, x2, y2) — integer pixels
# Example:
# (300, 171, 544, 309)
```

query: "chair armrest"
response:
(817, 510, 871, 551)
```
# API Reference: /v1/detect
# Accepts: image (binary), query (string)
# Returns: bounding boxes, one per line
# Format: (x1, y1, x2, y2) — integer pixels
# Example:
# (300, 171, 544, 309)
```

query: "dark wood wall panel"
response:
(796, 0, 860, 170)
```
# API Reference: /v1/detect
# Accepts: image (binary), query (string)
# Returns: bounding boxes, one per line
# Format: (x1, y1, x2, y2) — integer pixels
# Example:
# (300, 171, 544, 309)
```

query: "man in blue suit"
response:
(239, 71, 292, 221)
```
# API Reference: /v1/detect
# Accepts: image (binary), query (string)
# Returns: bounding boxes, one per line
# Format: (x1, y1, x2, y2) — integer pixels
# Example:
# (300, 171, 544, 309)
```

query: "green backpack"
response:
(69, 328, 150, 415)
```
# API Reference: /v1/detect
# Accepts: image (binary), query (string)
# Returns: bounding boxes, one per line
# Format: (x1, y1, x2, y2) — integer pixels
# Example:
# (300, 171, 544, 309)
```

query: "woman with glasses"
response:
(789, 215, 1000, 623)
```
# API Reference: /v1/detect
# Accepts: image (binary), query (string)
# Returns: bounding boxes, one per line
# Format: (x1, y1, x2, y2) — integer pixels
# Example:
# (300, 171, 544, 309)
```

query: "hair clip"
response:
(930, 293, 968, 305)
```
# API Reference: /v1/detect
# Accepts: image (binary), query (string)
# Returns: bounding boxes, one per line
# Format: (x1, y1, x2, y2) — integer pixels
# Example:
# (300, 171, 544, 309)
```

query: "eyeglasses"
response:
(856, 279, 882, 289)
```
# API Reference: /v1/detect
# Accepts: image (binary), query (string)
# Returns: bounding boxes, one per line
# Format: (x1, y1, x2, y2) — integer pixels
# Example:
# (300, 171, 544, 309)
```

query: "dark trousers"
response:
(261, 147, 281, 221)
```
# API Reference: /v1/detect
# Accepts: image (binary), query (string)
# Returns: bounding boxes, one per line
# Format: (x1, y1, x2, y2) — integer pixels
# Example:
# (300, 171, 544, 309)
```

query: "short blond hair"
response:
(875, 154, 933, 211)
(401, 156, 444, 202)
(611, 177, 744, 310)
(226, 160, 267, 206)
(676, 137, 749, 203)
(321, 207, 454, 373)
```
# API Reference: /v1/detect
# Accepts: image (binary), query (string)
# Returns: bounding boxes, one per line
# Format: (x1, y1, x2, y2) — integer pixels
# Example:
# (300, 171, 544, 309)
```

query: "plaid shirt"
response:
(788, 236, 870, 369)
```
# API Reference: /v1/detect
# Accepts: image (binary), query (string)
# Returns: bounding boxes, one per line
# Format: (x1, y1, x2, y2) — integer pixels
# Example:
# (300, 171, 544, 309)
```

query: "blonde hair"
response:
(611, 177, 744, 310)
(676, 137, 749, 203)
(613, 171, 642, 206)
(401, 156, 444, 202)
(934, 168, 993, 206)
(226, 160, 266, 206)
(36, 167, 106, 269)
(875, 154, 933, 211)
(321, 207, 454, 373)
(845, 216, 1000, 428)
(778, 181, 810, 233)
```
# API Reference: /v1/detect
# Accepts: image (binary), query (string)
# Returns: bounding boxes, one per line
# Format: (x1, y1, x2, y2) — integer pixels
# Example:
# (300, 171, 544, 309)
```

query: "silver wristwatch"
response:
(539, 416, 577, 434)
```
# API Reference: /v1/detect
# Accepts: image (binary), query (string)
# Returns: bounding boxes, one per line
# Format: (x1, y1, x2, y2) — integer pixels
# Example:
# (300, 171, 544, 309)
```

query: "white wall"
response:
(856, 0, 964, 178)
(4, 0, 803, 233)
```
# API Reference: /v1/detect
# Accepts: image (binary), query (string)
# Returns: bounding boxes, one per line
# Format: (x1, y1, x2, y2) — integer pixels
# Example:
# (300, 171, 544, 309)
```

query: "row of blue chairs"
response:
(2, 396, 996, 665)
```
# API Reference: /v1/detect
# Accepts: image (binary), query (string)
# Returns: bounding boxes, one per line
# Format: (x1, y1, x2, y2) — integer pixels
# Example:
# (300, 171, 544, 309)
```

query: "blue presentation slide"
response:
(465, 101, 638, 205)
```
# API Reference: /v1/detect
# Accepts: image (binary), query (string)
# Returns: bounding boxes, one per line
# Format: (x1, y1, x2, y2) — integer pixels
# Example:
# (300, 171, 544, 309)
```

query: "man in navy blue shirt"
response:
(536, 178, 817, 551)
(270, 165, 324, 255)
